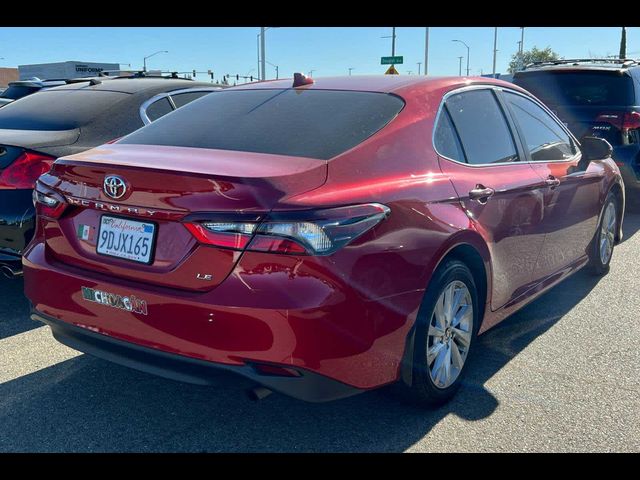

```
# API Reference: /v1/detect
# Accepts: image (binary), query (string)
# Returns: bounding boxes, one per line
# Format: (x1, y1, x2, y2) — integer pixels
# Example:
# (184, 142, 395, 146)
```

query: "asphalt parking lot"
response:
(1, 215, 639, 453)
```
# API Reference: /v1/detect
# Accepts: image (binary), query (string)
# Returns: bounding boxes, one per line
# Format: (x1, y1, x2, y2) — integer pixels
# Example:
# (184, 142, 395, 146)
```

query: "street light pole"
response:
(492, 27, 498, 78)
(382, 27, 397, 56)
(458, 56, 463, 76)
(257, 27, 280, 81)
(348, 67, 355, 75)
(308, 69, 316, 77)
(520, 27, 525, 54)
(392, 27, 396, 56)
(260, 27, 266, 82)
(452, 39, 470, 76)
(424, 27, 430, 75)
(265, 60, 279, 80)
(143, 50, 168, 73)
(417, 62, 422, 75)
(257, 34, 260, 80)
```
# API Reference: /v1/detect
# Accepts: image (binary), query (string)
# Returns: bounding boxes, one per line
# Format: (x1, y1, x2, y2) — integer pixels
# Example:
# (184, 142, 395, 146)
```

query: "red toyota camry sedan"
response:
(24, 75, 624, 406)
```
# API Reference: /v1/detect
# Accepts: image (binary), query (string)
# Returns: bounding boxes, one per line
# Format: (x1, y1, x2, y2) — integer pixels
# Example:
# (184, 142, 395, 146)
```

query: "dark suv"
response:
(513, 59, 640, 204)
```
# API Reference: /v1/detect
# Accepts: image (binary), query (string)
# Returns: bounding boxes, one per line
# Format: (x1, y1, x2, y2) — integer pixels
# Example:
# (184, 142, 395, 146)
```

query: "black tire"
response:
(588, 192, 618, 276)
(398, 259, 480, 407)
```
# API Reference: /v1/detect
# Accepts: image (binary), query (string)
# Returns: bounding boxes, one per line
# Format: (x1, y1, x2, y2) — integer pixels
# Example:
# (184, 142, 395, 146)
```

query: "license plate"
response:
(96, 216, 156, 264)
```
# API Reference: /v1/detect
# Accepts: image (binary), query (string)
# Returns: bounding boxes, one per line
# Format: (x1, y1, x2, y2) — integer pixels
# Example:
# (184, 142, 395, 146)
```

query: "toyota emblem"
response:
(103, 175, 128, 199)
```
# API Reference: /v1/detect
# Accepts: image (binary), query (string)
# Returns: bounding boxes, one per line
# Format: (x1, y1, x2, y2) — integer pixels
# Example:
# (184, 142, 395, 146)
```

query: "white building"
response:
(18, 61, 121, 80)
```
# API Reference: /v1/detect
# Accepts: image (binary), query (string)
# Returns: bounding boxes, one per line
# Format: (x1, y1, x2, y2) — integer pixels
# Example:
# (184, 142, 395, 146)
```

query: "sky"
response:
(0, 27, 637, 81)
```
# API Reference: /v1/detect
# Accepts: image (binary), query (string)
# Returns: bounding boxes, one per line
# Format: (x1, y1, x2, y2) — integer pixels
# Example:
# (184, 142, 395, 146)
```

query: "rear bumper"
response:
(23, 240, 421, 397)
(31, 309, 362, 402)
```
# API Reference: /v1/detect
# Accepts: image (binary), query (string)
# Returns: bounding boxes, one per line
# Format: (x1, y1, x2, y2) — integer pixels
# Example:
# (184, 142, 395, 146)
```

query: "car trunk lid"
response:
(39, 144, 327, 291)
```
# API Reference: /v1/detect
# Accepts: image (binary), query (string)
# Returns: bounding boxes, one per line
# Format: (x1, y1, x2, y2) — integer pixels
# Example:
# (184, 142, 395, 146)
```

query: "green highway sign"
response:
(381, 56, 403, 65)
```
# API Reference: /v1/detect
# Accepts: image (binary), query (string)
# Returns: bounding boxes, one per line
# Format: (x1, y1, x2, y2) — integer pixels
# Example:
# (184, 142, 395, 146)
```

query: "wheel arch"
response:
(400, 232, 492, 386)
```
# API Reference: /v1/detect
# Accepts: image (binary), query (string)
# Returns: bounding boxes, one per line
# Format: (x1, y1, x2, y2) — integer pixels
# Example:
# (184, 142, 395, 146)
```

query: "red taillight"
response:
(33, 183, 67, 219)
(247, 236, 307, 254)
(184, 203, 391, 255)
(622, 111, 640, 130)
(183, 222, 254, 250)
(0, 151, 55, 190)
(595, 111, 640, 130)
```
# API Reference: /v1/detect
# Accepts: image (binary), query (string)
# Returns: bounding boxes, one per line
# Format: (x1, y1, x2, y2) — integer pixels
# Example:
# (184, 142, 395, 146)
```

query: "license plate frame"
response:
(96, 215, 158, 265)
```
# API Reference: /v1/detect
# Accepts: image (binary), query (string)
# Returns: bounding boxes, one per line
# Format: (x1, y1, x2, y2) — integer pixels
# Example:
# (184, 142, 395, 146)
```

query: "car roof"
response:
(515, 58, 640, 75)
(228, 75, 526, 97)
(45, 77, 213, 94)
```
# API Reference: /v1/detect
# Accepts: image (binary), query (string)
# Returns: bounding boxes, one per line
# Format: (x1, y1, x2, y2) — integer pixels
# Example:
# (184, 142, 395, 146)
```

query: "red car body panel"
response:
(23, 76, 624, 400)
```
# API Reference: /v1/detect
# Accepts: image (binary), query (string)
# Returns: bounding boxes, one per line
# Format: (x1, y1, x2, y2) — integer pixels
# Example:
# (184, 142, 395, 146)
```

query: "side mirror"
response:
(580, 136, 613, 161)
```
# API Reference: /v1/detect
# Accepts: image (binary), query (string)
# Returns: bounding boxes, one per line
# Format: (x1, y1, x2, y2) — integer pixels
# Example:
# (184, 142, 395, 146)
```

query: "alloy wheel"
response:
(599, 202, 616, 265)
(427, 280, 473, 389)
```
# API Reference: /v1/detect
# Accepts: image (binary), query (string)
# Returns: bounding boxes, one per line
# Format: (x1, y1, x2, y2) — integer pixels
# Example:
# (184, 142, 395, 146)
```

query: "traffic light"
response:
(236, 74, 239, 81)
(250, 75, 253, 81)
(192, 70, 196, 78)
(208, 69, 213, 80)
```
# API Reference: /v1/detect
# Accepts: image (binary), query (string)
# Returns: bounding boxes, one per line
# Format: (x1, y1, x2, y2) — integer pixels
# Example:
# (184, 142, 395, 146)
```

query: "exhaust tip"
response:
(247, 386, 273, 402)
(1, 265, 22, 279)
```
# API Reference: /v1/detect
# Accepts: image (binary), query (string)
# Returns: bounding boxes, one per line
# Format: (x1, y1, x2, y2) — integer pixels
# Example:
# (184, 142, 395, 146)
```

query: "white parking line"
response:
(0, 326, 81, 384)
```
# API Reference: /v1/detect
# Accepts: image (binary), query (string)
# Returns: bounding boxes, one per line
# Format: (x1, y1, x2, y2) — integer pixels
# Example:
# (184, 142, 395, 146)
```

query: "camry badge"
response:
(103, 175, 128, 200)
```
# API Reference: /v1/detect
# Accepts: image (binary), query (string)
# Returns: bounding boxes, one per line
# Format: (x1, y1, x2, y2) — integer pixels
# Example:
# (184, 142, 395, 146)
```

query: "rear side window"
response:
(445, 89, 519, 165)
(0, 85, 39, 100)
(170, 91, 211, 108)
(504, 92, 576, 161)
(120, 89, 405, 160)
(0, 89, 129, 131)
(145, 97, 173, 122)
(514, 71, 635, 106)
(434, 109, 465, 162)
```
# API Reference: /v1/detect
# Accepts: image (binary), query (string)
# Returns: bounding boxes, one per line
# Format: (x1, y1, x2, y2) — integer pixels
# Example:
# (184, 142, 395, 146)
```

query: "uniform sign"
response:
(385, 65, 400, 75)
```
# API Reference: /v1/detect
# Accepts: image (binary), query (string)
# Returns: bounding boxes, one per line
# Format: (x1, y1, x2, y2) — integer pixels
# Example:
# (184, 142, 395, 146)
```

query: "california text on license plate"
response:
(96, 216, 156, 264)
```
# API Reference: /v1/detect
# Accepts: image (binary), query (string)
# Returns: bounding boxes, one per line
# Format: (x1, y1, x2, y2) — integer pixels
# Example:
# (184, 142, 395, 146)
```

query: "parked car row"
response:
(8, 70, 624, 407)
(0, 73, 218, 275)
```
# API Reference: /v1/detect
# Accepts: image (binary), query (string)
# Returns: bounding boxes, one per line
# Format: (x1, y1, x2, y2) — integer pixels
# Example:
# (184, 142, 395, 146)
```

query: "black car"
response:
(0, 78, 67, 108)
(513, 58, 640, 205)
(0, 76, 218, 277)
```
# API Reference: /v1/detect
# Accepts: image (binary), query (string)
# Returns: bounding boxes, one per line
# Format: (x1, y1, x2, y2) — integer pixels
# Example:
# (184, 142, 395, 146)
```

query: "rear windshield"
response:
(514, 71, 635, 106)
(0, 85, 40, 100)
(0, 89, 129, 131)
(120, 89, 405, 160)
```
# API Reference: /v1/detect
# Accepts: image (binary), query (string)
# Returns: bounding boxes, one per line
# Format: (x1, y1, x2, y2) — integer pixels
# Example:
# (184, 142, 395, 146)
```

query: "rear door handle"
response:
(469, 184, 495, 204)
(545, 175, 561, 188)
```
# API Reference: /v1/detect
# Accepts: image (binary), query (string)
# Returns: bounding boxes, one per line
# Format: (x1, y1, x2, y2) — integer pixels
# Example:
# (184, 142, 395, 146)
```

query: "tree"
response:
(508, 46, 560, 73)
(619, 27, 627, 59)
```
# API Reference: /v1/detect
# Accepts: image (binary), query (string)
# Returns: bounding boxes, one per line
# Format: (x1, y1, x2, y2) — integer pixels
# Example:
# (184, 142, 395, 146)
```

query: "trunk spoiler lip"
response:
(55, 144, 328, 178)
(51, 157, 325, 184)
